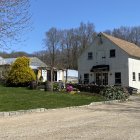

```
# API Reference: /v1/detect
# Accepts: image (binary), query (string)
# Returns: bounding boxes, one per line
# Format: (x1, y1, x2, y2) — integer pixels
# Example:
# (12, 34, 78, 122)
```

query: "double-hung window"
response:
(110, 49, 115, 57)
(88, 52, 93, 60)
(133, 72, 136, 81)
(115, 72, 121, 84)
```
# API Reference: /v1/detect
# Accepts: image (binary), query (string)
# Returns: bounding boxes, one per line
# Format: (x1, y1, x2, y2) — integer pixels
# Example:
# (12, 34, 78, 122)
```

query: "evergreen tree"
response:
(7, 56, 36, 86)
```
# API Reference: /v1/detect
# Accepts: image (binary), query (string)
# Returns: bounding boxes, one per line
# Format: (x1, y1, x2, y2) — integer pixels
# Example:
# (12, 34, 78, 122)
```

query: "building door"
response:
(96, 73, 102, 85)
(102, 73, 108, 85)
(53, 71, 57, 81)
(96, 72, 108, 85)
(47, 70, 51, 81)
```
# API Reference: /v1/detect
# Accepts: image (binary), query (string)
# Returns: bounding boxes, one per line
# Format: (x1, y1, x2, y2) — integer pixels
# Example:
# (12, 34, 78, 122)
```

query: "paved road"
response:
(0, 96, 140, 140)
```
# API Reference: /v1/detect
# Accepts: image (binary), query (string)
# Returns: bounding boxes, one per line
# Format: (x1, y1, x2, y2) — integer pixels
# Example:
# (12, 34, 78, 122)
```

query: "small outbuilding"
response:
(0, 57, 64, 82)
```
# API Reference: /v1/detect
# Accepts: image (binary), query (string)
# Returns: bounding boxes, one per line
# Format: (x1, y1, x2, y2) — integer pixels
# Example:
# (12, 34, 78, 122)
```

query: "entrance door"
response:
(102, 73, 108, 85)
(96, 73, 102, 85)
(96, 72, 108, 85)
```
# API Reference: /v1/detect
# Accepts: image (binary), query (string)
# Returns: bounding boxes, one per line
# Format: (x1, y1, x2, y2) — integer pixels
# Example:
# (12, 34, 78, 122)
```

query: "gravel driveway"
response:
(0, 96, 140, 140)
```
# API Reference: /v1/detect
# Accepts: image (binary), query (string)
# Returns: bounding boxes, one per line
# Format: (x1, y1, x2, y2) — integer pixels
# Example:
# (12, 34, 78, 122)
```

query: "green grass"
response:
(0, 85, 105, 112)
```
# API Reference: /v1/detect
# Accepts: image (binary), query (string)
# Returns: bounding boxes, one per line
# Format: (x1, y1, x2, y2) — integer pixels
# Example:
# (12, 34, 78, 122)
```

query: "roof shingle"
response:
(1, 57, 48, 68)
(101, 33, 140, 58)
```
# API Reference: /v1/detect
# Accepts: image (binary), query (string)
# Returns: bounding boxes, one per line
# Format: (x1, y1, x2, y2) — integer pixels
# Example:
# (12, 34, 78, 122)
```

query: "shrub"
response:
(69, 91, 77, 94)
(100, 86, 129, 101)
(66, 84, 80, 94)
(66, 85, 73, 92)
(75, 84, 105, 93)
(53, 82, 59, 91)
(7, 56, 36, 86)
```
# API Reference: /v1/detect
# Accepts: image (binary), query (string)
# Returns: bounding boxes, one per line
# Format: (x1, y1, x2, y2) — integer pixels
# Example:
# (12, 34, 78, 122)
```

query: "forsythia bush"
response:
(7, 57, 36, 86)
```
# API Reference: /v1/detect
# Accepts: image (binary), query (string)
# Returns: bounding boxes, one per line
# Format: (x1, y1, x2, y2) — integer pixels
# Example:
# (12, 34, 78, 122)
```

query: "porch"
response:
(90, 65, 109, 86)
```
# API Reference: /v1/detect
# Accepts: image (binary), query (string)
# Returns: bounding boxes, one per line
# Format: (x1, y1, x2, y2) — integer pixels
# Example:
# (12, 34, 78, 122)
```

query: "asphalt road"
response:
(0, 96, 140, 140)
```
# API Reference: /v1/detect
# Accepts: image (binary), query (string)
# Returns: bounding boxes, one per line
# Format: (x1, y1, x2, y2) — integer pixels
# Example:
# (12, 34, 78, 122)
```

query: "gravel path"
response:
(0, 96, 140, 140)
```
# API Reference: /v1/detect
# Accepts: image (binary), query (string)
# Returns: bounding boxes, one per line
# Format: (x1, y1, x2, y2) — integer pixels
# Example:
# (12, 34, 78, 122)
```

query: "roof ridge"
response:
(101, 32, 138, 46)
(101, 32, 140, 58)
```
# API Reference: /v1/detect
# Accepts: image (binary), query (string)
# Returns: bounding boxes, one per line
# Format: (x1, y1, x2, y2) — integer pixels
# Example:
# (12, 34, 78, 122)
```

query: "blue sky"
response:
(4, 0, 140, 53)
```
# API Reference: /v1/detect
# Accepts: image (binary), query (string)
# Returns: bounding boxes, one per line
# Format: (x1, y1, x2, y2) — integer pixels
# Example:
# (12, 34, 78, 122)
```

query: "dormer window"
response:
(110, 49, 116, 57)
(88, 52, 93, 60)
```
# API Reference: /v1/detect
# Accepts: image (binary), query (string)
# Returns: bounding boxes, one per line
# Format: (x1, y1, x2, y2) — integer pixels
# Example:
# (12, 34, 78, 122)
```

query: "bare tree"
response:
(42, 22, 96, 80)
(0, 0, 31, 49)
(60, 22, 96, 71)
(77, 22, 96, 51)
(45, 27, 60, 90)
(104, 26, 140, 46)
(60, 29, 74, 82)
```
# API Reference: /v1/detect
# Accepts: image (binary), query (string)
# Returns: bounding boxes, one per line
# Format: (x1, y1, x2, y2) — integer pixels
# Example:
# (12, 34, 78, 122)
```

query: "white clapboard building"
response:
(78, 33, 140, 91)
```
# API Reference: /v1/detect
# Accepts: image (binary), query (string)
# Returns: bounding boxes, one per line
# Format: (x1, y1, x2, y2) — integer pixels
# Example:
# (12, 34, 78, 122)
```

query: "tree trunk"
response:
(65, 69, 68, 84)
(50, 67, 54, 91)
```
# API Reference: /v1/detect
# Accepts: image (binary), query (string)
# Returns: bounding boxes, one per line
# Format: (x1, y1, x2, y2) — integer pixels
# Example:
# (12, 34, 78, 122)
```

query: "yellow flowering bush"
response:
(69, 91, 77, 94)
(7, 57, 36, 86)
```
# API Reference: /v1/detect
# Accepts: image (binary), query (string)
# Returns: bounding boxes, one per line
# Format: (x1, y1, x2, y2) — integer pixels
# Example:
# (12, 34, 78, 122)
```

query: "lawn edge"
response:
(0, 99, 129, 118)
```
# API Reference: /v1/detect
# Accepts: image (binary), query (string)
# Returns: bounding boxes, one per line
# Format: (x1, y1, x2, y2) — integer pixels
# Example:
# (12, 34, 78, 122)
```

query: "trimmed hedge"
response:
(70, 84, 105, 93)
(69, 84, 129, 100)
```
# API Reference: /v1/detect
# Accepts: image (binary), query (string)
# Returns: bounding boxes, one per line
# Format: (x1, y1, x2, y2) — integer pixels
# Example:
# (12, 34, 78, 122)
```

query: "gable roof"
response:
(29, 57, 47, 68)
(4, 58, 16, 65)
(101, 33, 140, 58)
(0, 57, 48, 68)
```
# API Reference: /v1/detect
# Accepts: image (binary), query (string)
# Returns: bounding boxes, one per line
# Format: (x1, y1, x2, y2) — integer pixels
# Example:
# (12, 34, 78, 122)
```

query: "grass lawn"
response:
(0, 85, 105, 112)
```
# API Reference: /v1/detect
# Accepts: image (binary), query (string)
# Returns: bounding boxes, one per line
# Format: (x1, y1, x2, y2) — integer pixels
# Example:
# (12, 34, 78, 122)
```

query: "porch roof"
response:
(90, 65, 109, 72)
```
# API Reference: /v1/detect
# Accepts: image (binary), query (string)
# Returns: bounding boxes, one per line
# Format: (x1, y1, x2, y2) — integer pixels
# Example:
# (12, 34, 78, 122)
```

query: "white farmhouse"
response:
(78, 33, 140, 90)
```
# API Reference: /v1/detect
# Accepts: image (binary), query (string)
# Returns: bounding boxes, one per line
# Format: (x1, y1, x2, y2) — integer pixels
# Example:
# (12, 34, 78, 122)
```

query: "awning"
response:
(90, 65, 109, 72)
